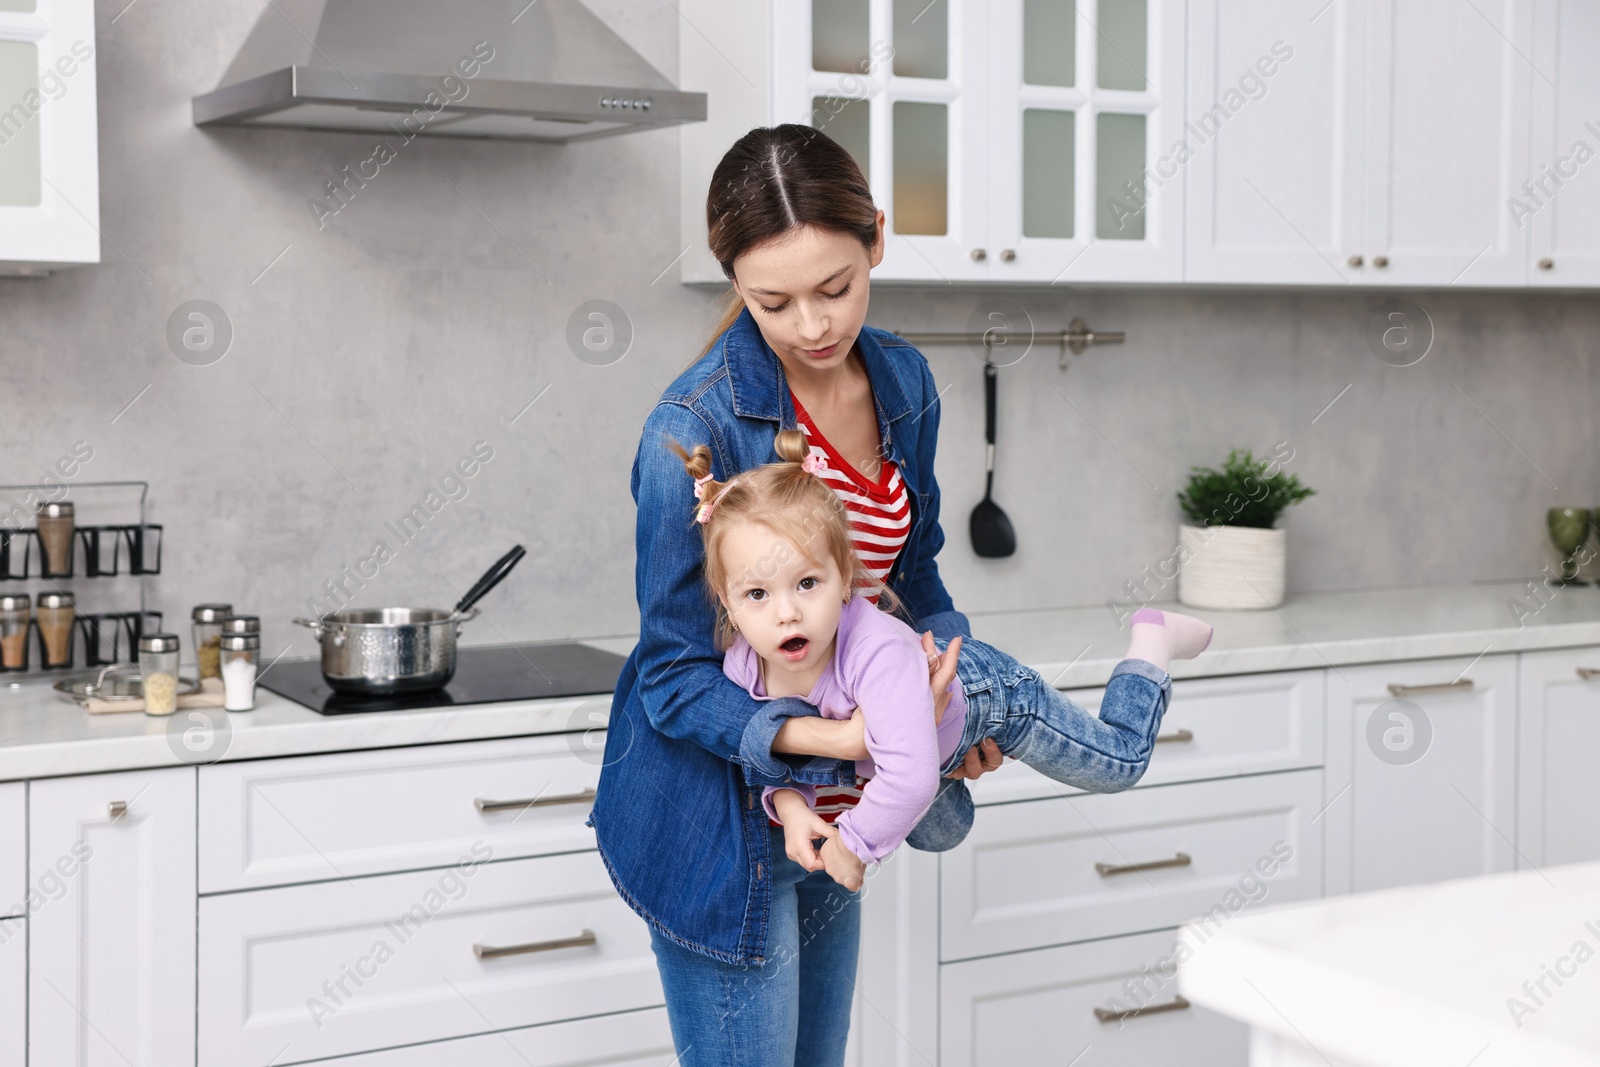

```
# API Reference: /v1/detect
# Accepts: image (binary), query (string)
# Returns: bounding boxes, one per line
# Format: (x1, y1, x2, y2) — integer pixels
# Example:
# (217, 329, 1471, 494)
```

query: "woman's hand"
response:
(919, 631, 1004, 780)
(920, 631, 962, 725)
(772, 790, 835, 873)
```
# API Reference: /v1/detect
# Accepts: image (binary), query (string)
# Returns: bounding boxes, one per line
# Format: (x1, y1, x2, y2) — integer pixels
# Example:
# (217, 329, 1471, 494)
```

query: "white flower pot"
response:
(1177, 524, 1287, 610)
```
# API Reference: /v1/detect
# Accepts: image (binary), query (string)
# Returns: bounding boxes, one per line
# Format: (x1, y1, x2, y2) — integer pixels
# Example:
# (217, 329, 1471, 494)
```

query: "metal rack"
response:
(897, 317, 1126, 369)
(0, 481, 160, 688)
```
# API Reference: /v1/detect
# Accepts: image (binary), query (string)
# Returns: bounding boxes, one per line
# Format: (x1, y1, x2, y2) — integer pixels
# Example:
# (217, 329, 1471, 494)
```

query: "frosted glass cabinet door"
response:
(1185, 0, 1365, 284)
(1362, 0, 1532, 286)
(987, 0, 1186, 283)
(0, 0, 98, 271)
(773, 0, 991, 282)
(1528, 0, 1600, 285)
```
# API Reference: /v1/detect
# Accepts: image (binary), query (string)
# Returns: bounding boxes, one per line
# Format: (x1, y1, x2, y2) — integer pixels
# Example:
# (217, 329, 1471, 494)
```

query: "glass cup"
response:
(138, 633, 181, 716)
(220, 633, 259, 711)
(0, 595, 30, 672)
(1547, 508, 1590, 586)
(191, 603, 233, 681)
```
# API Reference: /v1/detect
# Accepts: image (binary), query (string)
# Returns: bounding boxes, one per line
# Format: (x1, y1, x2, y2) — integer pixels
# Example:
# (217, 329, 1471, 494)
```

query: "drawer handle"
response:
(107, 801, 128, 819)
(1094, 995, 1191, 1023)
(475, 787, 596, 813)
(473, 929, 597, 958)
(1386, 679, 1473, 697)
(1095, 852, 1191, 877)
(1577, 668, 1600, 681)
(1154, 729, 1194, 744)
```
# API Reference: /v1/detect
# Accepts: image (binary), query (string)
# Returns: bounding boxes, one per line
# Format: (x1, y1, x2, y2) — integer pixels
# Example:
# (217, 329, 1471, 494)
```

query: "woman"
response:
(591, 124, 1002, 1066)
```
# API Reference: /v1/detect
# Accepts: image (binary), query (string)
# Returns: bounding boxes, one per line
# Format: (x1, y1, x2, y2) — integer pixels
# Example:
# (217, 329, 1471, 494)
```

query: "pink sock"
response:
(1125, 608, 1214, 671)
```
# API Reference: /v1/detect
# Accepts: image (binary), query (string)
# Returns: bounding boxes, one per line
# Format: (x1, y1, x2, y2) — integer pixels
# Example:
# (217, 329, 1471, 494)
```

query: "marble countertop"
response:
(1178, 861, 1600, 1067)
(0, 581, 1594, 780)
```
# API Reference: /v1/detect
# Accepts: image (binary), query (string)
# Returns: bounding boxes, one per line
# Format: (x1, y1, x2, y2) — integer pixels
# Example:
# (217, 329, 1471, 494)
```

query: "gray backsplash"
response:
(2, 0, 1596, 663)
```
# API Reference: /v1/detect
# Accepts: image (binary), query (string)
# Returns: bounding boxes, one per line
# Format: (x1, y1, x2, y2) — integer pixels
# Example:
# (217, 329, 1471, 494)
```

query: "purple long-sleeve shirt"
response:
(722, 596, 969, 865)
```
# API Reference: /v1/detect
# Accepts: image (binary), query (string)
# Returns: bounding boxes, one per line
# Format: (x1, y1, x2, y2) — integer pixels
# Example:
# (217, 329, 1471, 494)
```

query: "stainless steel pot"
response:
(293, 606, 481, 695)
(293, 545, 524, 696)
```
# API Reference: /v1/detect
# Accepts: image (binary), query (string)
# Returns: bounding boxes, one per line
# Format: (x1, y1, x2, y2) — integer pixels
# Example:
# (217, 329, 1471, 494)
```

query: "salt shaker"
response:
(220, 615, 259, 636)
(138, 633, 181, 716)
(220, 633, 259, 711)
(191, 603, 232, 681)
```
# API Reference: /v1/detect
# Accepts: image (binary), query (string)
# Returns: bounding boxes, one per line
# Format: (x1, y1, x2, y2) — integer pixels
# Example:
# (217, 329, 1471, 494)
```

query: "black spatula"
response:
(970, 361, 1017, 558)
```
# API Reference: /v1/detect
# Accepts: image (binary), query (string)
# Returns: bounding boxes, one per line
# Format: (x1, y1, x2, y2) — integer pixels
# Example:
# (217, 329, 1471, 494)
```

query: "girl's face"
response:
(717, 519, 849, 688)
(729, 218, 885, 381)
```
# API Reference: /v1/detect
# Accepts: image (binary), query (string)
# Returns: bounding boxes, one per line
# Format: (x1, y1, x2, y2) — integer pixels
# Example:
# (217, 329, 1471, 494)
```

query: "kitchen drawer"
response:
(940, 928, 1247, 1067)
(0, 784, 21, 916)
(942, 770, 1322, 962)
(199, 850, 661, 1066)
(199, 734, 601, 892)
(309, 1007, 676, 1066)
(0, 918, 20, 1067)
(969, 669, 1325, 806)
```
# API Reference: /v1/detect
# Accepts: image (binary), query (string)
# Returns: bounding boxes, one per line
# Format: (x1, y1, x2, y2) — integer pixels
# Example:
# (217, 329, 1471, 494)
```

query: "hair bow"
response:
(801, 452, 829, 475)
(696, 475, 737, 524)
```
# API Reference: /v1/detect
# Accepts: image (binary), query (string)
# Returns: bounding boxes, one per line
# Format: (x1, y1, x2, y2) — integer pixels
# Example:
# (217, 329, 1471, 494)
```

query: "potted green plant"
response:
(1175, 448, 1315, 609)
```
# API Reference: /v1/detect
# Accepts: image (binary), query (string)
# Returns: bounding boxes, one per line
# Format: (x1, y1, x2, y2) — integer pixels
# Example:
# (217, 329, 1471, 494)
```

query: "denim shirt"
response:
(590, 308, 972, 964)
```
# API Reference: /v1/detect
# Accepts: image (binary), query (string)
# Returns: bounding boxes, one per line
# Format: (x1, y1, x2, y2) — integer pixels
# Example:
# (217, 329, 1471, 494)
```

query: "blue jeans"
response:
(649, 826, 861, 1066)
(905, 638, 1172, 852)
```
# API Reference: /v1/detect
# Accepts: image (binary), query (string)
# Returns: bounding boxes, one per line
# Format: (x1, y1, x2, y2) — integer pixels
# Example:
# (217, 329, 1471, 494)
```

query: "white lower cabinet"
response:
(198, 849, 661, 1066)
(1517, 648, 1600, 867)
(300, 1007, 678, 1067)
(1325, 654, 1518, 895)
(28, 766, 197, 1067)
(0, 783, 24, 912)
(0, 918, 22, 1067)
(940, 928, 1247, 1067)
(942, 771, 1322, 962)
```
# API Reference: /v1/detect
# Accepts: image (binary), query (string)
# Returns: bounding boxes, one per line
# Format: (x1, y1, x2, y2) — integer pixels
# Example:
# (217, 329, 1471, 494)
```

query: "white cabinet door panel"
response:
(943, 770, 1322, 961)
(1529, 0, 1600, 284)
(28, 767, 196, 1067)
(291, 1007, 677, 1067)
(1517, 648, 1600, 867)
(941, 928, 1247, 1067)
(1325, 654, 1518, 895)
(0, 918, 21, 1067)
(0, 783, 23, 916)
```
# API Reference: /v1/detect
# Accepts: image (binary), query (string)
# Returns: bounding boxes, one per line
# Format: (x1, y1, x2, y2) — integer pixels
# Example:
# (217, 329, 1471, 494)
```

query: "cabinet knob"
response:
(1539, 258, 1554, 271)
(1348, 255, 1364, 267)
(970, 248, 987, 262)
(1373, 255, 1389, 268)
(108, 800, 127, 819)
(999, 249, 1016, 262)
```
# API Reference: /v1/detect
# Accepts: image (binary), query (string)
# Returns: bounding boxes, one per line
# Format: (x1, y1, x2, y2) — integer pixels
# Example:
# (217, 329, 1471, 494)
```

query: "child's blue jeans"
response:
(905, 636, 1172, 852)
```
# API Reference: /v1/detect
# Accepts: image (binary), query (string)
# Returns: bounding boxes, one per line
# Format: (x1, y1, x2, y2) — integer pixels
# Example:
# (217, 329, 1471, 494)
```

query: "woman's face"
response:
(729, 216, 885, 379)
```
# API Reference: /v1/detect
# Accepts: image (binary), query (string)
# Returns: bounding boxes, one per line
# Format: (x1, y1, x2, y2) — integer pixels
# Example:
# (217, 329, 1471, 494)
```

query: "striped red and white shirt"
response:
(777, 390, 914, 825)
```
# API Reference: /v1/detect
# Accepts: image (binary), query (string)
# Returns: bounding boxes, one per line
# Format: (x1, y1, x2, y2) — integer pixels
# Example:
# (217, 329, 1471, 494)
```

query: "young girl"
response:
(673, 430, 1213, 890)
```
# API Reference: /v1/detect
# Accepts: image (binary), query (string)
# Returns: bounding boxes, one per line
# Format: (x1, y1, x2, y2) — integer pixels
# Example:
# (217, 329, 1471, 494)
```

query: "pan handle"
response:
(453, 545, 526, 616)
(453, 607, 481, 636)
(292, 616, 325, 637)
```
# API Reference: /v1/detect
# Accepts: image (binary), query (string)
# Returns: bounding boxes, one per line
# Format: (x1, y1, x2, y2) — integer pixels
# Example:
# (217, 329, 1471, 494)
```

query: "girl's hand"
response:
(772, 790, 834, 872)
(819, 834, 867, 892)
(921, 632, 962, 726)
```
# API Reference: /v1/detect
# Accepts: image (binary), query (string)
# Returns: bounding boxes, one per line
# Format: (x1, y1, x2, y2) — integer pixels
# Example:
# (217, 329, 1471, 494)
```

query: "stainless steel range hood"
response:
(193, 0, 705, 142)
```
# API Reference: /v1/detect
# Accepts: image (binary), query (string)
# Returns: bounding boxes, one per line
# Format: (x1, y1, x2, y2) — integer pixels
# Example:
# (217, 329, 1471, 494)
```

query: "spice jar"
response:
(191, 603, 232, 681)
(138, 633, 180, 716)
(220, 615, 259, 636)
(36, 502, 74, 578)
(36, 591, 74, 669)
(220, 632, 259, 711)
(0, 595, 29, 672)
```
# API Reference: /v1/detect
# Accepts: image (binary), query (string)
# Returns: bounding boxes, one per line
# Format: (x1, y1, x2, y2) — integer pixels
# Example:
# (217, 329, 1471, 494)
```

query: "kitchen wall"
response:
(3, 0, 1597, 663)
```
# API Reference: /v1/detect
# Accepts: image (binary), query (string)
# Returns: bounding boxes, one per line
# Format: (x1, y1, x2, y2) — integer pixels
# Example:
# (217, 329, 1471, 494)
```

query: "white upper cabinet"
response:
(1361, 0, 1532, 287)
(0, 0, 98, 273)
(679, 0, 1182, 285)
(1185, 0, 1364, 284)
(1527, 0, 1600, 285)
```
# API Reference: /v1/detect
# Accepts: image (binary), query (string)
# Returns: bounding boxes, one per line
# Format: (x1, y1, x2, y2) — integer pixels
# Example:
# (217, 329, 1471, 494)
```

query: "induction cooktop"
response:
(259, 641, 629, 715)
